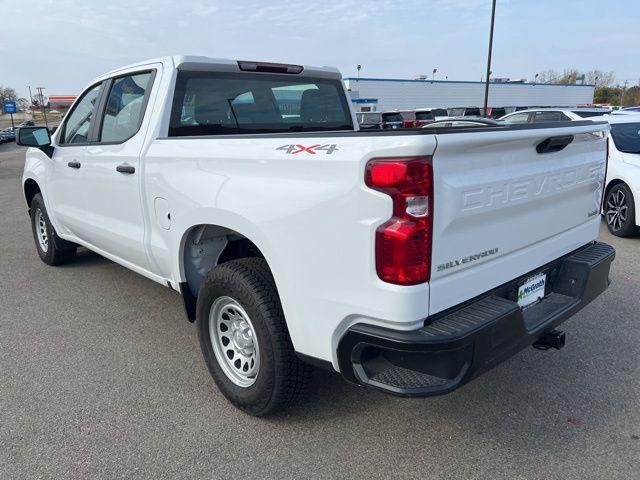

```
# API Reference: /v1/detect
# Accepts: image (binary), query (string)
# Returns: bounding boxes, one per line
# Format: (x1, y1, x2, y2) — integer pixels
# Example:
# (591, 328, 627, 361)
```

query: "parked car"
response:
(355, 111, 382, 130)
(622, 106, 640, 113)
(445, 107, 506, 119)
(0, 127, 17, 143)
(19, 56, 614, 416)
(447, 107, 483, 117)
(611, 109, 640, 116)
(380, 110, 416, 129)
(421, 117, 503, 128)
(485, 107, 507, 119)
(500, 107, 611, 124)
(588, 115, 640, 236)
(18, 120, 35, 128)
(414, 108, 449, 125)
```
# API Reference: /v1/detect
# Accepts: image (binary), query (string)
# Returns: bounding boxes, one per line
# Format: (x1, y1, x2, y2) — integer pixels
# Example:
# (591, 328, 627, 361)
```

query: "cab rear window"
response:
(169, 71, 352, 136)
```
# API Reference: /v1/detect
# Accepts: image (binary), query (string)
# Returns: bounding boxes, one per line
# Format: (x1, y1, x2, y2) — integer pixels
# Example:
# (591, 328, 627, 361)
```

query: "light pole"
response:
(36, 87, 48, 128)
(357, 64, 361, 81)
(432, 68, 437, 81)
(27, 86, 34, 120)
(534, 73, 539, 83)
(483, 0, 497, 117)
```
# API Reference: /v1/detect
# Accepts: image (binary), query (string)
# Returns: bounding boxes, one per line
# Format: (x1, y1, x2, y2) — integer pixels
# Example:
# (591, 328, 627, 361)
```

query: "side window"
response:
(502, 112, 530, 124)
(533, 111, 565, 123)
(99, 72, 153, 143)
(60, 83, 102, 144)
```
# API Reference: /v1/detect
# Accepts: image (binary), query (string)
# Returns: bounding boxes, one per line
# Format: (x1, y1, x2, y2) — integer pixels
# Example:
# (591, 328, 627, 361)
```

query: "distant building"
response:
(48, 95, 76, 114)
(344, 77, 595, 112)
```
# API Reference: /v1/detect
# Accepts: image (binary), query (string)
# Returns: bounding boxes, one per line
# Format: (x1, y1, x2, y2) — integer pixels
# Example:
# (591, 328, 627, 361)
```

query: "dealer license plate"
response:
(517, 273, 547, 308)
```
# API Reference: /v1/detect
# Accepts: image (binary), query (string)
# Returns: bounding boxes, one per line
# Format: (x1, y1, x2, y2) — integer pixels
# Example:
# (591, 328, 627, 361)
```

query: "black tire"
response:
(604, 183, 638, 237)
(30, 193, 77, 265)
(196, 258, 312, 416)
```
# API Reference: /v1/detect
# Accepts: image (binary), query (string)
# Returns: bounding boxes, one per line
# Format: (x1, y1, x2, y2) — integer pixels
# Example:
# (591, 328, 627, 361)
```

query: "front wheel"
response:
(196, 258, 312, 416)
(30, 193, 77, 265)
(604, 183, 638, 237)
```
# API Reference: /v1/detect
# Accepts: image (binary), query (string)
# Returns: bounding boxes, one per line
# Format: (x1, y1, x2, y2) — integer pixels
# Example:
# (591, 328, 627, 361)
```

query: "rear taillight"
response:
(403, 120, 416, 128)
(365, 157, 433, 285)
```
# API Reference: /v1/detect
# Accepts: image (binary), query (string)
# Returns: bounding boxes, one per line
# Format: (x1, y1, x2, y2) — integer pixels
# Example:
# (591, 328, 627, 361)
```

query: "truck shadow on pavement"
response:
(59, 248, 113, 267)
(23, 213, 636, 465)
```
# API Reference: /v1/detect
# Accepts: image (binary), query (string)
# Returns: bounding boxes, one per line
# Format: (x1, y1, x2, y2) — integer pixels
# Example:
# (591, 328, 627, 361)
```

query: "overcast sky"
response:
(1, 0, 638, 98)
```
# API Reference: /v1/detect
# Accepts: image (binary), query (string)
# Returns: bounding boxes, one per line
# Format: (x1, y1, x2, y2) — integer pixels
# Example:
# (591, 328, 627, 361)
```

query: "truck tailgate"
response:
(429, 123, 608, 314)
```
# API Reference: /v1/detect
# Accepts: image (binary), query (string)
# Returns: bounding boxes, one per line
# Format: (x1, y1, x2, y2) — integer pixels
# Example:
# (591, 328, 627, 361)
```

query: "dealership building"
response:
(343, 77, 595, 112)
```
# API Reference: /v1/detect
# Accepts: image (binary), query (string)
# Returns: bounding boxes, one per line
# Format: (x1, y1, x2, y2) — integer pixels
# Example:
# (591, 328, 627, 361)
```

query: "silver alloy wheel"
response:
(606, 189, 628, 231)
(35, 208, 49, 253)
(209, 296, 260, 387)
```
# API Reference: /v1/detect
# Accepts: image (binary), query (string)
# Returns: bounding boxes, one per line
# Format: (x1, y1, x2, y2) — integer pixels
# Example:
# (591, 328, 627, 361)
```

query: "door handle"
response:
(116, 164, 135, 174)
(67, 161, 81, 169)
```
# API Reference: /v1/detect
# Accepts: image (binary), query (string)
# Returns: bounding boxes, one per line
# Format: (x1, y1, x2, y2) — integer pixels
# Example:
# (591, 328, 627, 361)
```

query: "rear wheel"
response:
(30, 194, 77, 265)
(605, 183, 638, 237)
(196, 258, 312, 416)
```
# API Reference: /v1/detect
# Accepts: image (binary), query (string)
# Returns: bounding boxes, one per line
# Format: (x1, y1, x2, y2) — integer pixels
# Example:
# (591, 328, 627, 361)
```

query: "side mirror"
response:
(17, 126, 51, 147)
(17, 127, 54, 158)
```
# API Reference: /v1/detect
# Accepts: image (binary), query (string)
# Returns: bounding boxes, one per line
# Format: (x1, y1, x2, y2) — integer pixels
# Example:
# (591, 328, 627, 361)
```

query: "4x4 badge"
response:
(276, 144, 339, 155)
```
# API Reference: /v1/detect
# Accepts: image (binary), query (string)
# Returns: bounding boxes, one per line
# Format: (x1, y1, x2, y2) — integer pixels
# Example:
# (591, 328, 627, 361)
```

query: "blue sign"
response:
(3, 101, 17, 114)
(351, 98, 378, 104)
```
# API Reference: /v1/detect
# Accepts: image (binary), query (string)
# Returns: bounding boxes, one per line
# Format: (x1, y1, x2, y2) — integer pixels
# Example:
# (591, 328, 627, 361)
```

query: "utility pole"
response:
(36, 87, 48, 128)
(483, 0, 497, 117)
(28, 86, 34, 120)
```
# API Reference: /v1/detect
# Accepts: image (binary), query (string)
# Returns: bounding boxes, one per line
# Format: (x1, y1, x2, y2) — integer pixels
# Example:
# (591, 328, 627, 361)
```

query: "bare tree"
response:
(535, 69, 560, 84)
(584, 70, 614, 87)
(16, 98, 30, 111)
(557, 69, 581, 84)
(0, 86, 18, 103)
(536, 69, 615, 86)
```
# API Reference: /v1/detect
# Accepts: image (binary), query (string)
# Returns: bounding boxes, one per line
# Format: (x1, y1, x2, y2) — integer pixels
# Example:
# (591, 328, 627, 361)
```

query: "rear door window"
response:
(610, 123, 640, 153)
(169, 72, 352, 136)
(99, 72, 154, 143)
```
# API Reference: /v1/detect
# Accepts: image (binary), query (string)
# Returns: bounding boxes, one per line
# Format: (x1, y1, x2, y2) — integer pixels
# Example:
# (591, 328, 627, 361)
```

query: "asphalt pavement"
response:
(1, 142, 638, 479)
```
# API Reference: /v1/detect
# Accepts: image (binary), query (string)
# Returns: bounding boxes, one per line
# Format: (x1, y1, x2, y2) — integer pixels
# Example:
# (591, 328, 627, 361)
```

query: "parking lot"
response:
(0, 141, 638, 479)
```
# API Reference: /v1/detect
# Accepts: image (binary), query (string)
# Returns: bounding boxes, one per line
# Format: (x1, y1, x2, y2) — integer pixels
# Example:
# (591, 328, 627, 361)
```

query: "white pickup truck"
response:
(19, 56, 615, 416)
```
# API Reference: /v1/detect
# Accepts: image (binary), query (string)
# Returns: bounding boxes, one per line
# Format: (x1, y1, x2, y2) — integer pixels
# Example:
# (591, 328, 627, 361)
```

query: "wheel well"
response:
(180, 224, 265, 321)
(24, 179, 41, 210)
(605, 179, 627, 198)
